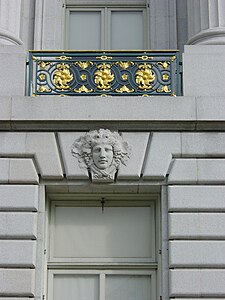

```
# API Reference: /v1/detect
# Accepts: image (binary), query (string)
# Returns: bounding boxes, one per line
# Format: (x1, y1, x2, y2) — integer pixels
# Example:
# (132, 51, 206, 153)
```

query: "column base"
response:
(0, 28, 23, 46)
(187, 28, 225, 45)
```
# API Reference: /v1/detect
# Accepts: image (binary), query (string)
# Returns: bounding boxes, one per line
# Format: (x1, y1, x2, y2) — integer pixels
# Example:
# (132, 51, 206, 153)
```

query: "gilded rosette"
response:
(135, 63, 155, 90)
(53, 63, 73, 90)
(94, 63, 115, 90)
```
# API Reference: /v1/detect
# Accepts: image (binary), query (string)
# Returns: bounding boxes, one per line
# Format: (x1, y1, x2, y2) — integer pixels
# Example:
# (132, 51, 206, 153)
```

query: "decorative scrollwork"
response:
(135, 63, 155, 90)
(137, 55, 153, 60)
(56, 55, 72, 60)
(53, 63, 73, 90)
(94, 63, 114, 90)
(157, 61, 170, 70)
(96, 55, 112, 61)
(31, 50, 179, 96)
(115, 85, 135, 93)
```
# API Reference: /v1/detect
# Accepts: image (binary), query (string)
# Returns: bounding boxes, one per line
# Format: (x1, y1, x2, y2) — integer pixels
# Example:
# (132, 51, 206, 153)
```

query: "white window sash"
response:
(65, 6, 148, 49)
(47, 269, 157, 300)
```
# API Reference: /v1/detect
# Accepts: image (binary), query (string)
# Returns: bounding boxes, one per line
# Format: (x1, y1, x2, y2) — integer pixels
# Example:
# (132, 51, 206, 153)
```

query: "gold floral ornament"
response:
(94, 63, 115, 90)
(162, 73, 169, 81)
(39, 73, 46, 81)
(80, 74, 87, 81)
(135, 63, 155, 90)
(122, 74, 128, 81)
(53, 63, 73, 90)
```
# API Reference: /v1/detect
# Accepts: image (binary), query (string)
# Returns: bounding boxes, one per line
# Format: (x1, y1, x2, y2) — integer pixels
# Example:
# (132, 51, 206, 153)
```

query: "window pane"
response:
(106, 275, 151, 300)
(111, 11, 144, 50)
(53, 274, 99, 300)
(53, 206, 153, 259)
(69, 11, 101, 50)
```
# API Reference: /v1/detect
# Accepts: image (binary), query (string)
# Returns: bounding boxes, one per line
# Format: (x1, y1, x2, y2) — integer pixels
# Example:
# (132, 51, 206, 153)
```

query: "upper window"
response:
(65, 6, 148, 50)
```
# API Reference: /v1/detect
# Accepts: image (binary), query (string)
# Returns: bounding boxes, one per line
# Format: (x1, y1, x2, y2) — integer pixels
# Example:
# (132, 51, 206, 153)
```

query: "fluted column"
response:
(0, 0, 23, 45)
(187, 0, 225, 45)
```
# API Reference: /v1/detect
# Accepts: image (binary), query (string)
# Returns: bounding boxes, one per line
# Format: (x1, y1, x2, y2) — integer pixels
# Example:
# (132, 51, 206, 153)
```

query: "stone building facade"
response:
(1, 0, 225, 300)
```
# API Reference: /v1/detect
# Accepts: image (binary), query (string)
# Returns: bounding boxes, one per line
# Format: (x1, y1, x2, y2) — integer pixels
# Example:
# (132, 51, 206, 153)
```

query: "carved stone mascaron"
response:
(71, 129, 131, 183)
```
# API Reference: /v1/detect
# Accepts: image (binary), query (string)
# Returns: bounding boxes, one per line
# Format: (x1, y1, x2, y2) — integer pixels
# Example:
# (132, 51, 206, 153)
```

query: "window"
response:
(65, 6, 148, 50)
(47, 195, 160, 300)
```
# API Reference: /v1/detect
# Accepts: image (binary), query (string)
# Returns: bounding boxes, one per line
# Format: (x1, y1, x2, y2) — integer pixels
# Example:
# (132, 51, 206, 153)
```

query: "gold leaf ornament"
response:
(116, 85, 134, 93)
(38, 85, 51, 93)
(74, 85, 93, 93)
(157, 61, 170, 70)
(75, 61, 94, 69)
(94, 63, 114, 90)
(116, 61, 134, 69)
(53, 63, 73, 90)
(157, 85, 171, 93)
(135, 63, 155, 90)
(38, 61, 52, 69)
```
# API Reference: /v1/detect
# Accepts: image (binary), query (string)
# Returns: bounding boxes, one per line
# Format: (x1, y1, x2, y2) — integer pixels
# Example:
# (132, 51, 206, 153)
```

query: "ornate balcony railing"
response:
(28, 50, 180, 96)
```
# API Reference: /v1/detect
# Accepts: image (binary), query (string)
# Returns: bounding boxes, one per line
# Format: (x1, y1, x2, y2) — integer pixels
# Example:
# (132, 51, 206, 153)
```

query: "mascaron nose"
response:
(100, 148, 106, 157)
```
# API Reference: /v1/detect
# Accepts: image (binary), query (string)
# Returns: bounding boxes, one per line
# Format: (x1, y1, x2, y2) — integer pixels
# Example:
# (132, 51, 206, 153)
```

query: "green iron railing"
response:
(28, 50, 181, 96)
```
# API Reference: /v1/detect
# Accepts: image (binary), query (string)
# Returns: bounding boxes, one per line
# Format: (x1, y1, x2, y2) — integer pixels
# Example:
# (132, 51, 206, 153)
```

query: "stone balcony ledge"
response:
(0, 96, 224, 131)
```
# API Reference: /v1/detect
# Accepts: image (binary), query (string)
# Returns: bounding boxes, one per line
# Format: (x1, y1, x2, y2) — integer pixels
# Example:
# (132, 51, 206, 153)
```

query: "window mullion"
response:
(104, 7, 108, 50)
(101, 8, 105, 50)
(100, 272, 106, 300)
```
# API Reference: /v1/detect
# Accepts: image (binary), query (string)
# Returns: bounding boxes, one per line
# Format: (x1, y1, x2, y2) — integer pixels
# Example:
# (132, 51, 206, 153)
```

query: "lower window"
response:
(47, 195, 160, 300)
(48, 270, 156, 300)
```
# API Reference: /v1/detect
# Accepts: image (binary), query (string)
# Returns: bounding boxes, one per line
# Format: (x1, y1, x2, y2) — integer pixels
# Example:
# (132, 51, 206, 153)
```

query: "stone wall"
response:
(0, 95, 225, 299)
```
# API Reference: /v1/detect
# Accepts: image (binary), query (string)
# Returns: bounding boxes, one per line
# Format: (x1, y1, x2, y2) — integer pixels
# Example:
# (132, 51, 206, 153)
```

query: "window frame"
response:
(65, 5, 149, 50)
(48, 269, 157, 300)
(46, 193, 161, 300)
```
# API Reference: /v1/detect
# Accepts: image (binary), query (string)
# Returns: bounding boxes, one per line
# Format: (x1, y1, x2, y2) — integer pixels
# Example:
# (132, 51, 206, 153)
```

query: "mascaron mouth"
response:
(99, 159, 108, 163)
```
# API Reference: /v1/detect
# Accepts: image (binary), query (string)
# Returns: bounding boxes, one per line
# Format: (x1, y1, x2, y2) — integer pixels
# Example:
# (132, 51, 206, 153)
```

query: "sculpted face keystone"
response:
(71, 129, 131, 183)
